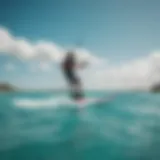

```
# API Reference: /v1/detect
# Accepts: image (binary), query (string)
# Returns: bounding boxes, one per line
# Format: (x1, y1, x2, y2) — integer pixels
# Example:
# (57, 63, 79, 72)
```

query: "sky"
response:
(0, 0, 160, 90)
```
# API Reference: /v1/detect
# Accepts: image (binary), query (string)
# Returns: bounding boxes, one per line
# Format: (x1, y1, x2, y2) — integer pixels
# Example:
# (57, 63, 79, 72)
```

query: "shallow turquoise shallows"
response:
(0, 91, 160, 160)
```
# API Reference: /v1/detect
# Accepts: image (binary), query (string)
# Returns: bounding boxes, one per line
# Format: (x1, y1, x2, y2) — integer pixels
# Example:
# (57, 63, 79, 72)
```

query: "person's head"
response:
(66, 50, 75, 59)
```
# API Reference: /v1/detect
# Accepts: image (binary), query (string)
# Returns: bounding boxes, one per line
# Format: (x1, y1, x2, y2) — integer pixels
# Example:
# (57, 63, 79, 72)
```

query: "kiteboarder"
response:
(61, 51, 87, 101)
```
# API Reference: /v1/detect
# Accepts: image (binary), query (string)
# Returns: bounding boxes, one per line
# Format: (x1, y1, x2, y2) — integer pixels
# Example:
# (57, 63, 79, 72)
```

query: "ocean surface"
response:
(0, 91, 160, 160)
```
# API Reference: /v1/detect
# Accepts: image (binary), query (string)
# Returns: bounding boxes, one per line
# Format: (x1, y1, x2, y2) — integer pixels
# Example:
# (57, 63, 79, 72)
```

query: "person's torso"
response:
(62, 58, 75, 75)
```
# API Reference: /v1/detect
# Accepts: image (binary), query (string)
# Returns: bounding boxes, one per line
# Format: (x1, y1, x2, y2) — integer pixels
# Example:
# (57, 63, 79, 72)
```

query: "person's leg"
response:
(65, 72, 84, 100)
(71, 78, 84, 100)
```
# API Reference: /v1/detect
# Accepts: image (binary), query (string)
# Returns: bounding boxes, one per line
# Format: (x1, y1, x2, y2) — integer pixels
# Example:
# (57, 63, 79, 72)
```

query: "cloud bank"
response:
(82, 52, 160, 90)
(0, 27, 100, 64)
(0, 26, 160, 90)
(0, 27, 63, 61)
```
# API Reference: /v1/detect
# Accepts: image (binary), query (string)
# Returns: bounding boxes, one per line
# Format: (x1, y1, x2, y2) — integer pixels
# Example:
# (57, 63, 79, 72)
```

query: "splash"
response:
(13, 96, 100, 109)
(13, 96, 77, 109)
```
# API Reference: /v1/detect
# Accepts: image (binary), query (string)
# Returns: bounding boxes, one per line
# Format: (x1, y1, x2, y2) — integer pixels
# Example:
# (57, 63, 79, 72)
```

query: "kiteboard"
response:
(74, 94, 116, 108)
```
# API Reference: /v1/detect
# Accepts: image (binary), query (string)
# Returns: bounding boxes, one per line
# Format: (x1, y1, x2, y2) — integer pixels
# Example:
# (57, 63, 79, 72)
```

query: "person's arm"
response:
(76, 61, 89, 69)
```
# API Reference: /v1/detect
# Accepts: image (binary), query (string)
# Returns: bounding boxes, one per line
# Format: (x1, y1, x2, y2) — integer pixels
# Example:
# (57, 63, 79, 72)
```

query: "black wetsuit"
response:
(62, 54, 84, 100)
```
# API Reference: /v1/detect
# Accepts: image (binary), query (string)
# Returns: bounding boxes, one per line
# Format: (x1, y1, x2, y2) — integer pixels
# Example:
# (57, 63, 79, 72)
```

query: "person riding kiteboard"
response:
(61, 50, 88, 101)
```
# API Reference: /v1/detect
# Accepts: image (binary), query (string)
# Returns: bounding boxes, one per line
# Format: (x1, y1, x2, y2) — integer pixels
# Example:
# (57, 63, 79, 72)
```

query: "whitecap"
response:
(13, 96, 76, 109)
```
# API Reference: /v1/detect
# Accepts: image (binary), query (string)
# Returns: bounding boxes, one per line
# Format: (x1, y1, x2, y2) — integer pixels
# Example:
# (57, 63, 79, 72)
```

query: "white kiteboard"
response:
(74, 94, 116, 108)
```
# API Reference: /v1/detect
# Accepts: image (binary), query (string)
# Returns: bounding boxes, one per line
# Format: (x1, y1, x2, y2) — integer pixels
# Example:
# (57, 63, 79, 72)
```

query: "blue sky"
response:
(0, 0, 160, 89)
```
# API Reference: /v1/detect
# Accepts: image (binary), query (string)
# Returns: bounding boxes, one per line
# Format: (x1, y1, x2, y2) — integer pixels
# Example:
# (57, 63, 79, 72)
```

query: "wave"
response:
(13, 95, 114, 109)
(13, 96, 77, 109)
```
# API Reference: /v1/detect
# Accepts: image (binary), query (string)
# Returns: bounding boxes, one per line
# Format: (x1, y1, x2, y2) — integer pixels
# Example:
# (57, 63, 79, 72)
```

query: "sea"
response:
(0, 91, 160, 160)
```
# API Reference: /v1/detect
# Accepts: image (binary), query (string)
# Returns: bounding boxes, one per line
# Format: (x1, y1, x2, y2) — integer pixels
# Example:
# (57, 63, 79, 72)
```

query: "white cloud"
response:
(0, 27, 99, 64)
(0, 27, 64, 62)
(82, 53, 160, 90)
(0, 26, 160, 90)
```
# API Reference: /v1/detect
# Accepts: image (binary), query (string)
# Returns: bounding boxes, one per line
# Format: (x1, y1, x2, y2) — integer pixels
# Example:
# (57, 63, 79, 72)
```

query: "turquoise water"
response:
(0, 91, 160, 160)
